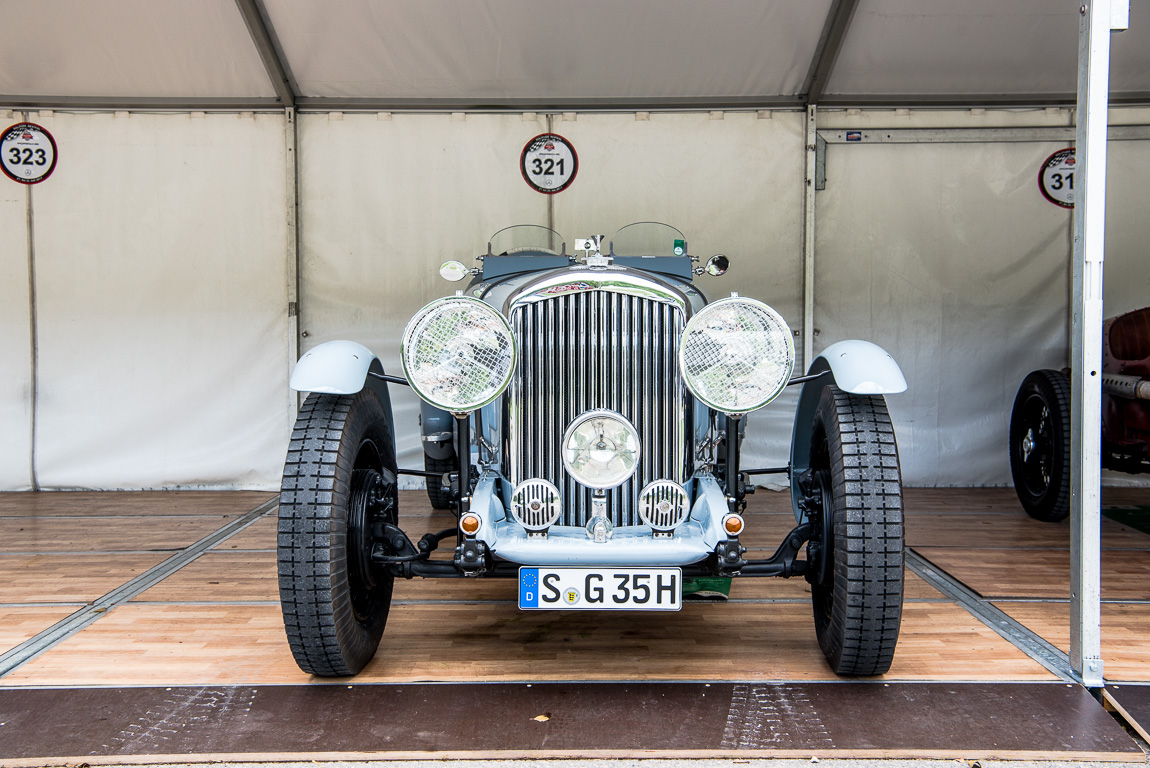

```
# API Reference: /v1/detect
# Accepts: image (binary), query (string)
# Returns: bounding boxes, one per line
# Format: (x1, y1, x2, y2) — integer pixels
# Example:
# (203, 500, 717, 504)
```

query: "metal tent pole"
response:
(1070, 0, 1128, 688)
(802, 104, 817, 371)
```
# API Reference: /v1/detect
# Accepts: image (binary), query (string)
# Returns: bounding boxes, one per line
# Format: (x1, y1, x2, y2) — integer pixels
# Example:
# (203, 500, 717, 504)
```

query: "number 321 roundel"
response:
(521, 133, 577, 194)
(2, 123, 57, 185)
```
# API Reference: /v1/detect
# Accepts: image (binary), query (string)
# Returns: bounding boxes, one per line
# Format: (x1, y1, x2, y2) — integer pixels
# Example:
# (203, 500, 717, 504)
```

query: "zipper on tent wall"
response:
(284, 106, 302, 420)
(802, 104, 817, 372)
(20, 110, 40, 491)
(545, 113, 556, 236)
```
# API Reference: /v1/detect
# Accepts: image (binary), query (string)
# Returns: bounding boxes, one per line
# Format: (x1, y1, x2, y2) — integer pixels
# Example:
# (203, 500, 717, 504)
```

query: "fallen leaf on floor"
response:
(532, 714, 550, 722)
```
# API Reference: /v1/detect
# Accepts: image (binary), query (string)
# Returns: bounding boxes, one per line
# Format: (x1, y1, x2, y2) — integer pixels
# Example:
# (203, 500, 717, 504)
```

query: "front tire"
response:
(279, 389, 398, 676)
(1009, 369, 1071, 522)
(808, 385, 904, 676)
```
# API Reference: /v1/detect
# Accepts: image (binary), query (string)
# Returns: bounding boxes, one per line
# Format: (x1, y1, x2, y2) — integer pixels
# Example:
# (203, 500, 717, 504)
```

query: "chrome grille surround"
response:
(505, 269, 693, 527)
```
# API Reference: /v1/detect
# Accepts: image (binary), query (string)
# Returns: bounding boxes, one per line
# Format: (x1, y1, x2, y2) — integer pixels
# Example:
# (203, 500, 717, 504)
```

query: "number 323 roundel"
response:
(1, 123, 57, 185)
(521, 133, 577, 194)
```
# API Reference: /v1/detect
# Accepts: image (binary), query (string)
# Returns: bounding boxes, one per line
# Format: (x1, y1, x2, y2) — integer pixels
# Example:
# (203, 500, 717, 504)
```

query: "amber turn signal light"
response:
(722, 514, 744, 536)
(460, 513, 481, 535)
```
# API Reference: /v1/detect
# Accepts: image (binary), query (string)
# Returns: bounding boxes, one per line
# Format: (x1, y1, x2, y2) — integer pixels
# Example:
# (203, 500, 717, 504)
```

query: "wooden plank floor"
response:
(994, 602, 1150, 683)
(905, 486, 1150, 684)
(0, 490, 273, 517)
(0, 486, 1147, 688)
(2, 485, 1150, 763)
(914, 546, 1150, 600)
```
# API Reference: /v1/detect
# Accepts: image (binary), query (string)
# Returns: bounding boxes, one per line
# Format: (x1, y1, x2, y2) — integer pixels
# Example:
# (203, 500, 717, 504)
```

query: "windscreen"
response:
(488, 225, 565, 256)
(609, 222, 687, 258)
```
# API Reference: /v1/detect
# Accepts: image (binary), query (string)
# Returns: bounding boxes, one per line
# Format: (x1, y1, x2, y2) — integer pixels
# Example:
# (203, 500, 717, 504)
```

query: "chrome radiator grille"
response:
(507, 290, 689, 527)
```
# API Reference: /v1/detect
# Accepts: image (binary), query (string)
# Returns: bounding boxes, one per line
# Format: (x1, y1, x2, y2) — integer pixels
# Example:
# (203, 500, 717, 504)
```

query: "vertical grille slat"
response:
(509, 289, 688, 527)
(634, 306, 644, 508)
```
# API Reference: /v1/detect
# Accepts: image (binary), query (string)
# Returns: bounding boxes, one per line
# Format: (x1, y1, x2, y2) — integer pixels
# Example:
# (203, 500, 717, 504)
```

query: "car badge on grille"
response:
(541, 281, 594, 296)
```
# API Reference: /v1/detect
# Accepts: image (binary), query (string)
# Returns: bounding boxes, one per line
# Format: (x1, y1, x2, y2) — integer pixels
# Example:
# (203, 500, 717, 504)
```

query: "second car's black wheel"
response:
(424, 453, 456, 510)
(1009, 369, 1071, 522)
(808, 385, 904, 677)
(279, 388, 398, 676)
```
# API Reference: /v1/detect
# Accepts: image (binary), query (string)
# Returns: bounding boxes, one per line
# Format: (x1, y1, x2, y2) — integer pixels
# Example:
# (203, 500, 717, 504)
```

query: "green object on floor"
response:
(1102, 506, 1150, 537)
(682, 576, 731, 600)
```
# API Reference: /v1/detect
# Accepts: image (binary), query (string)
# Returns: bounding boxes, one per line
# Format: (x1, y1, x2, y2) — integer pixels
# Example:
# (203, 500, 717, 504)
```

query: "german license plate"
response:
(518, 567, 682, 611)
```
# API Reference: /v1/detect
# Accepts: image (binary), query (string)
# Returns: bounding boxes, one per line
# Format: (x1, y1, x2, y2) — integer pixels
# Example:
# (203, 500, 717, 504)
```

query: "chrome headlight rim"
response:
(561, 409, 642, 491)
(678, 295, 795, 416)
(400, 295, 517, 413)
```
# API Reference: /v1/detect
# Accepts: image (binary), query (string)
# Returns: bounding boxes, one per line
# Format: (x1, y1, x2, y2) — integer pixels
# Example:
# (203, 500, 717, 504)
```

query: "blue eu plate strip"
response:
(519, 568, 539, 608)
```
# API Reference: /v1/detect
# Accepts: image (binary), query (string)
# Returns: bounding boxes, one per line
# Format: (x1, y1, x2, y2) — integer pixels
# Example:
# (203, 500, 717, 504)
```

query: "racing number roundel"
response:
(1038, 148, 1075, 209)
(521, 133, 577, 194)
(1, 123, 57, 185)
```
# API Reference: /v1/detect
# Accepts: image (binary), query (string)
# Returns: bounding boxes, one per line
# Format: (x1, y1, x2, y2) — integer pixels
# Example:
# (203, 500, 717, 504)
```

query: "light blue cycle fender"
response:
(289, 338, 396, 410)
(290, 340, 380, 394)
(291, 340, 450, 461)
(288, 339, 398, 468)
(789, 340, 907, 522)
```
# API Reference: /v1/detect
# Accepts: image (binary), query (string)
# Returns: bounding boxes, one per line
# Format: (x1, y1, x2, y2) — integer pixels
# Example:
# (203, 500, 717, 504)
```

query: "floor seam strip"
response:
(905, 548, 1079, 684)
(2, 550, 212, 556)
(0, 498, 277, 679)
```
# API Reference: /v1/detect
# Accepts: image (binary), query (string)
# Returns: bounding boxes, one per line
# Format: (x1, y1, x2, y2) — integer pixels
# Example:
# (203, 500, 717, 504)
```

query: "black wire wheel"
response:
(1009, 369, 1071, 522)
(807, 384, 904, 677)
(279, 388, 398, 676)
(424, 452, 456, 510)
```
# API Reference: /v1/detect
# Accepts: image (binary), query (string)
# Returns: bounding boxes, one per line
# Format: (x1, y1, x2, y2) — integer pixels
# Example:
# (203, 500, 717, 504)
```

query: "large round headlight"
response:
(678, 296, 795, 415)
(401, 296, 516, 412)
(562, 410, 641, 490)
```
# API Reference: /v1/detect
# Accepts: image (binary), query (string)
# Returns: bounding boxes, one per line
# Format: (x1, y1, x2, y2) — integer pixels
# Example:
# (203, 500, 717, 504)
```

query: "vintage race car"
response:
(1010, 305, 1150, 521)
(278, 223, 908, 677)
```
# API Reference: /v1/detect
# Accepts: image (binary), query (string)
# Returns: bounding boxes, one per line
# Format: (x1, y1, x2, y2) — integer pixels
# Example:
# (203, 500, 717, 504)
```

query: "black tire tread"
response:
(1009, 369, 1071, 522)
(814, 386, 904, 677)
(278, 390, 392, 676)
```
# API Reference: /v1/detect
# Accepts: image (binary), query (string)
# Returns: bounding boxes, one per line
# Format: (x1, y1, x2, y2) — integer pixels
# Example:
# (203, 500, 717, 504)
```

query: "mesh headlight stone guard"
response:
(678, 296, 794, 415)
(401, 296, 516, 412)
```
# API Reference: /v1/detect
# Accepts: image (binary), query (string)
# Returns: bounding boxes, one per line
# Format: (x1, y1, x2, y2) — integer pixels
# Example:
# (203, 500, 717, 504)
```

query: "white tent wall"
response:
(3, 106, 1144, 491)
(1097, 136, 1150, 488)
(1103, 137, 1150, 319)
(0, 172, 33, 490)
(296, 112, 550, 484)
(297, 110, 805, 483)
(814, 108, 1150, 486)
(548, 110, 806, 474)
(18, 111, 293, 490)
(548, 112, 804, 323)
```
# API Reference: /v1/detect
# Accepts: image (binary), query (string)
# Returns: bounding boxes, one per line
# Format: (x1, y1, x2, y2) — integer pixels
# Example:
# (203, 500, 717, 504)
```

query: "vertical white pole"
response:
(1070, 0, 1127, 688)
(803, 104, 817, 372)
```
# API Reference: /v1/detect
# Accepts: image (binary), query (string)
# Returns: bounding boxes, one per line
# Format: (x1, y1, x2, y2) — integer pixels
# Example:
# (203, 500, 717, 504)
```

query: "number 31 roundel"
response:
(1038, 148, 1074, 209)
(1, 123, 58, 185)
(521, 133, 577, 194)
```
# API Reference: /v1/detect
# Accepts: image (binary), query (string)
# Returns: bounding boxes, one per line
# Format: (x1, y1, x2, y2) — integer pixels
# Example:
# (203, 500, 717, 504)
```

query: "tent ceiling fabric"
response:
(262, 0, 831, 102)
(827, 0, 1150, 100)
(0, 0, 1146, 108)
(0, 0, 276, 100)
